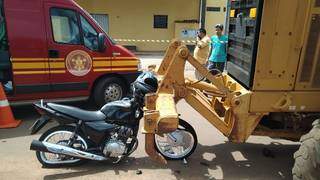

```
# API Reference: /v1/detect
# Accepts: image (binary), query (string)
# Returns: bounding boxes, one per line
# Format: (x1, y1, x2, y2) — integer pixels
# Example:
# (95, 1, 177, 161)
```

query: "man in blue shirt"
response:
(208, 24, 228, 75)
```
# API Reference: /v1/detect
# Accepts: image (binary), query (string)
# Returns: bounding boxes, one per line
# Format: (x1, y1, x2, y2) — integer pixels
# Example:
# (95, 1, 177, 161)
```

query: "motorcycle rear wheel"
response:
(35, 126, 88, 168)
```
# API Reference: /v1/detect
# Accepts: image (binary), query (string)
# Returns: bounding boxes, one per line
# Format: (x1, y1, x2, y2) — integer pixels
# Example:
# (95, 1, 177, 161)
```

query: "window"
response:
(50, 8, 80, 45)
(154, 15, 168, 29)
(91, 14, 109, 33)
(80, 15, 98, 51)
(207, 7, 221, 12)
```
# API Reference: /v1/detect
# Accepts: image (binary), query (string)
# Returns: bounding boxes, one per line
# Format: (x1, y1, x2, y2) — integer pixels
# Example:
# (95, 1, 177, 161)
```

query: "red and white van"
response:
(0, 0, 141, 107)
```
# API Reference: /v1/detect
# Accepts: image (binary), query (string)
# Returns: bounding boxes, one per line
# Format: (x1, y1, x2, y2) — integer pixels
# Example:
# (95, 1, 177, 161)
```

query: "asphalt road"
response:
(0, 55, 300, 180)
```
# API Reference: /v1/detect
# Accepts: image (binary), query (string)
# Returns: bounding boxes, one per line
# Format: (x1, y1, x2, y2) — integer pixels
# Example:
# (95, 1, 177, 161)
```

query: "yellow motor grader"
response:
(143, 0, 320, 179)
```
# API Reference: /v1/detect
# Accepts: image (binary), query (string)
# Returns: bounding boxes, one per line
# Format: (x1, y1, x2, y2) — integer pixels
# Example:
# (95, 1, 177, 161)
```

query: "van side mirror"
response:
(98, 33, 106, 52)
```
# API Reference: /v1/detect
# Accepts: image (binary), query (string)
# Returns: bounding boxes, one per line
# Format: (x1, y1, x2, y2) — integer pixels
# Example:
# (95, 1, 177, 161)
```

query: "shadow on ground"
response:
(42, 142, 298, 180)
(1, 102, 299, 179)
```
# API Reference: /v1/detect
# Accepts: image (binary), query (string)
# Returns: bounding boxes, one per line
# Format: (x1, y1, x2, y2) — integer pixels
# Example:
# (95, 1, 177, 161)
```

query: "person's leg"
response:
(211, 62, 221, 75)
(217, 62, 225, 73)
(207, 61, 215, 72)
(205, 61, 215, 82)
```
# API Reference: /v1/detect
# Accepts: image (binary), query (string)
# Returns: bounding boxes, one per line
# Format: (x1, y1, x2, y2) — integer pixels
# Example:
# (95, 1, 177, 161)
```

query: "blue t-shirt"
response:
(209, 35, 228, 62)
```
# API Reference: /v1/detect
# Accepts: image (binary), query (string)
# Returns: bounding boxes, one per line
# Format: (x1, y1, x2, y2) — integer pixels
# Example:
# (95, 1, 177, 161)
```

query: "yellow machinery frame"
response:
(140, 0, 320, 166)
(143, 39, 320, 164)
(143, 40, 264, 163)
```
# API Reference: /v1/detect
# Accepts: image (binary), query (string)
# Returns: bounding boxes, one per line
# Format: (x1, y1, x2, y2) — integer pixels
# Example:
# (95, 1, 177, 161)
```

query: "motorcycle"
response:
(30, 72, 197, 167)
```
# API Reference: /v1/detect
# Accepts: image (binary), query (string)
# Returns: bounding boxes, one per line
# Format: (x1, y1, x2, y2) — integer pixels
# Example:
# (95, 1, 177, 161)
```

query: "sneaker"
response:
(3, 81, 12, 93)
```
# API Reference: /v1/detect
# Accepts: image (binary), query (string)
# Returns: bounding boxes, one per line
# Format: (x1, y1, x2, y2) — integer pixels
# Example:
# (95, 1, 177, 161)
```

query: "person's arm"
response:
(208, 40, 213, 58)
(197, 38, 209, 49)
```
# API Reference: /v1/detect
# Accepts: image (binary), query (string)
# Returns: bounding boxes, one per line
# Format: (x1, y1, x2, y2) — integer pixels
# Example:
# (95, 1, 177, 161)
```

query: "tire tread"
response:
(292, 120, 320, 180)
(35, 125, 87, 168)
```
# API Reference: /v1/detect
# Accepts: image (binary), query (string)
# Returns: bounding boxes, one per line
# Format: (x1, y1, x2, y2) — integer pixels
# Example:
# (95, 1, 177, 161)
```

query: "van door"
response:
(44, 3, 89, 96)
(44, 2, 111, 97)
(4, 0, 50, 98)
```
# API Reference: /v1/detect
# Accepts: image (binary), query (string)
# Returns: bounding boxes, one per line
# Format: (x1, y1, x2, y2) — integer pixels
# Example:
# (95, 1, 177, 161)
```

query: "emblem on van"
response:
(66, 50, 92, 77)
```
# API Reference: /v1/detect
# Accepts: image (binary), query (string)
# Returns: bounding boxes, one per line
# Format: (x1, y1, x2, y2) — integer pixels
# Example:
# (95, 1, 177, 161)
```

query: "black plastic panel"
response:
(300, 14, 320, 82)
(83, 122, 117, 144)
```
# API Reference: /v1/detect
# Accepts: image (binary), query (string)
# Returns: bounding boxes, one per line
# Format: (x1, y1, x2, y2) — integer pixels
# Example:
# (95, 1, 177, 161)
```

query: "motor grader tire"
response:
(292, 119, 320, 180)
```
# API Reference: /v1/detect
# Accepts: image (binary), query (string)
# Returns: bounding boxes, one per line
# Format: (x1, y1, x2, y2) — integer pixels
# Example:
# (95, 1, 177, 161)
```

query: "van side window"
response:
(80, 15, 98, 51)
(50, 8, 81, 45)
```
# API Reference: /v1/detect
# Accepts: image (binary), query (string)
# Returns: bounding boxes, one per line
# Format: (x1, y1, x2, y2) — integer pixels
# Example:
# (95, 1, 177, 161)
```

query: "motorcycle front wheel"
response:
(154, 119, 198, 160)
(35, 126, 88, 167)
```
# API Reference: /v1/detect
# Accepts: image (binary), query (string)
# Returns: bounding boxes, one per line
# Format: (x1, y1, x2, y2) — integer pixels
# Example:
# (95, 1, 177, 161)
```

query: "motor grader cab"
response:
(143, 0, 320, 178)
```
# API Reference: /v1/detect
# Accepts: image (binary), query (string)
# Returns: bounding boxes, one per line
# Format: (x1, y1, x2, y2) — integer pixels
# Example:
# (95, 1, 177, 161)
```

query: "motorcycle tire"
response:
(35, 125, 88, 168)
(154, 119, 198, 160)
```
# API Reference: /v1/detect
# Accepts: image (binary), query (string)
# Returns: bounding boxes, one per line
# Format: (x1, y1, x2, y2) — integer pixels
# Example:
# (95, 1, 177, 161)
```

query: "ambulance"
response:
(0, 0, 141, 107)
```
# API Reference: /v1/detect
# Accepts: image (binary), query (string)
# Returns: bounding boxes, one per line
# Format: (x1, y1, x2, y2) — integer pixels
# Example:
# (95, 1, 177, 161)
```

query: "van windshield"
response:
(89, 14, 116, 45)
(81, 10, 116, 45)
(80, 15, 98, 51)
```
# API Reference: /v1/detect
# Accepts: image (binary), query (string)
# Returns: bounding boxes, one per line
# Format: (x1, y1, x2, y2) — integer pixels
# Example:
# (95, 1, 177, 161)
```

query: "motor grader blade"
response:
(145, 134, 167, 165)
(143, 40, 264, 164)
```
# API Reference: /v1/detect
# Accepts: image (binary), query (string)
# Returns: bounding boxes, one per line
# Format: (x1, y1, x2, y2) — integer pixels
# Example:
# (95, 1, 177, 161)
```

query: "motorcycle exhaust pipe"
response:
(30, 140, 107, 161)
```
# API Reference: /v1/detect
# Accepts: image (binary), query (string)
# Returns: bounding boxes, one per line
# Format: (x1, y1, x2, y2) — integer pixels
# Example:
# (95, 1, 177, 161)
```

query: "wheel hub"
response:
(155, 129, 195, 159)
(104, 83, 122, 102)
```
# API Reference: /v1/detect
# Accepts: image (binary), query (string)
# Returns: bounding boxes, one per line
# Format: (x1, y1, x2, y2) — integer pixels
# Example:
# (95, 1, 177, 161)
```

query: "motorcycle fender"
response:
(30, 116, 50, 135)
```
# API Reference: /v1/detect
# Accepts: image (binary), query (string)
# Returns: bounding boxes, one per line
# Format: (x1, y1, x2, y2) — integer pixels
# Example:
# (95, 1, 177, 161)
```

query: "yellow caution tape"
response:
(114, 39, 196, 44)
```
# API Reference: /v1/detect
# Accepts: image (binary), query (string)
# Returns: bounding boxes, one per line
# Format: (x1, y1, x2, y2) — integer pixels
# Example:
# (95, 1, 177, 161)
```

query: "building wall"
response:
(205, 0, 227, 37)
(75, 0, 200, 51)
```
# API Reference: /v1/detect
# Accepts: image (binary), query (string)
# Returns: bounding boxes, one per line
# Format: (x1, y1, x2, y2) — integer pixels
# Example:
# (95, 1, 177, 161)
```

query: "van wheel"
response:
(93, 77, 127, 107)
(292, 119, 320, 180)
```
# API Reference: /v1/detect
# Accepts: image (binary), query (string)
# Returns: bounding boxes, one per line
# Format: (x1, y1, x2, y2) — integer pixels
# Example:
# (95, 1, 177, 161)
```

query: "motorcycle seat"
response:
(101, 99, 132, 112)
(47, 103, 106, 121)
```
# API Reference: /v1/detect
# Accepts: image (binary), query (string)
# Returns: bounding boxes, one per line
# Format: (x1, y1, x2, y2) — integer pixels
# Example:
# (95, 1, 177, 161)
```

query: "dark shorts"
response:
(207, 61, 225, 75)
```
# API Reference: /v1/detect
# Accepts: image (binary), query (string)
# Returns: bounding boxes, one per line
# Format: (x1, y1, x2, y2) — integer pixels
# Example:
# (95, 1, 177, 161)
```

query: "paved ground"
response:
(0, 55, 300, 180)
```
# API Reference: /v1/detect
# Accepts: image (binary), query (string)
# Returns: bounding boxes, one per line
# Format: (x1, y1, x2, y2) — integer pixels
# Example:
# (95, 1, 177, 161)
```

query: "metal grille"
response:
(300, 14, 320, 82)
(227, 0, 263, 88)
